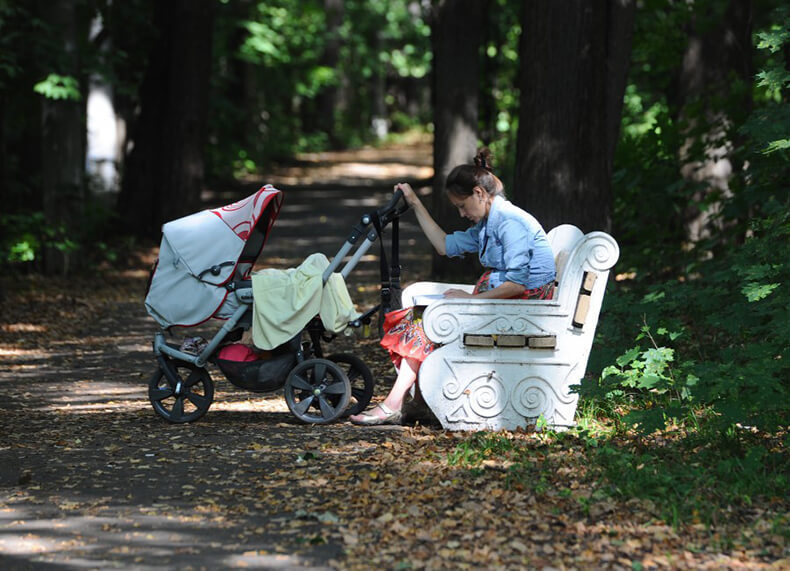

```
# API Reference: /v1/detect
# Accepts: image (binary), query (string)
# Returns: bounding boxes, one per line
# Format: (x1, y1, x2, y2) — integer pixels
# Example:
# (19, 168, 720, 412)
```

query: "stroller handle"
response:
(375, 189, 409, 223)
(325, 189, 410, 283)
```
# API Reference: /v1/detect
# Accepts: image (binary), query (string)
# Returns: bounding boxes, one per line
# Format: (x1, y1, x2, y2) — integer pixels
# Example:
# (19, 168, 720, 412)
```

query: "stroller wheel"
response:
(284, 359, 350, 424)
(148, 359, 214, 423)
(327, 353, 374, 416)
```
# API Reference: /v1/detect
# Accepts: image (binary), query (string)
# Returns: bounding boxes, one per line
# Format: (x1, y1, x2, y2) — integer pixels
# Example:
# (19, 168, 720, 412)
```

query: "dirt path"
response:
(1, 139, 785, 570)
(0, 140, 435, 569)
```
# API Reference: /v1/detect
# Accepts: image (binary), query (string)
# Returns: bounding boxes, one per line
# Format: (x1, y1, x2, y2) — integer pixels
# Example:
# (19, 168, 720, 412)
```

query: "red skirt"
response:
(380, 272, 555, 370)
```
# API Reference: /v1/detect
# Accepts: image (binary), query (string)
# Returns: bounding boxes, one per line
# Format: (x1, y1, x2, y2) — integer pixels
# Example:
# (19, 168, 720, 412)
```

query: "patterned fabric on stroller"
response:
(143, 185, 408, 424)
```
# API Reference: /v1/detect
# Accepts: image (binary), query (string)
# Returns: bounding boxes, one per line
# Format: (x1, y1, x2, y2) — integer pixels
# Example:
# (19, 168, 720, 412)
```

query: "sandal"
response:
(349, 403, 403, 426)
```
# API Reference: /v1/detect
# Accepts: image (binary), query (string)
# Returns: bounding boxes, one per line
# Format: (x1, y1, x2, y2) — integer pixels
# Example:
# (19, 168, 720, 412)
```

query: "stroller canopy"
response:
(145, 185, 283, 328)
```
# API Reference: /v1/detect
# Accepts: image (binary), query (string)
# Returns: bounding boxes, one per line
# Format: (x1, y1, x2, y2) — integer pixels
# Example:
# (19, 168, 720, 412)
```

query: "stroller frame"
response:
(147, 189, 409, 424)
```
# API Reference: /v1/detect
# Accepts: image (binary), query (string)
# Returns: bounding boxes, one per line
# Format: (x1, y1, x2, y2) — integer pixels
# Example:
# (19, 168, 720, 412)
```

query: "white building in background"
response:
(86, 82, 119, 192)
(86, 11, 120, 194)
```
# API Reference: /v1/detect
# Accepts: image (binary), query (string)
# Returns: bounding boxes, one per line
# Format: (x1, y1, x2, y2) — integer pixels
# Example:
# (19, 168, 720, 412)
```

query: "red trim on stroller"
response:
(145, 186, 284, 329)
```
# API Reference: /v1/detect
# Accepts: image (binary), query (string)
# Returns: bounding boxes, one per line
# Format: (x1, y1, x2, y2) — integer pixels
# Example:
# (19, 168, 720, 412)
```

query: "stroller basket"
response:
(214, 355, 297, 393)
(213, 338, 300, 393)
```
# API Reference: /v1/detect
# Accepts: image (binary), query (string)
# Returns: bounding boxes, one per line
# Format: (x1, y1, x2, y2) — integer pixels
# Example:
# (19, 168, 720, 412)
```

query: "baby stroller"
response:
(144, 185, 409, 424)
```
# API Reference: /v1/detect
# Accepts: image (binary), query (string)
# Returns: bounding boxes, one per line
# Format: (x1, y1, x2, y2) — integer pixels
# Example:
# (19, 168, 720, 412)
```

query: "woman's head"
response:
(445, 148, 504, 200)
(445, 148, 504, 223)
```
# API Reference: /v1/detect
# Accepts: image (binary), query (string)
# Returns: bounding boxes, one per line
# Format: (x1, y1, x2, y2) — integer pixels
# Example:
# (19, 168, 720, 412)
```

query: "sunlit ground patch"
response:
(1, 323, 48, 333)
(0, 346, 52, 359)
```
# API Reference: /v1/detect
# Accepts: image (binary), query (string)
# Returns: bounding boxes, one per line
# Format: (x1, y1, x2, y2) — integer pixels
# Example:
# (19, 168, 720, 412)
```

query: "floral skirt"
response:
(380, 272, 555, 370)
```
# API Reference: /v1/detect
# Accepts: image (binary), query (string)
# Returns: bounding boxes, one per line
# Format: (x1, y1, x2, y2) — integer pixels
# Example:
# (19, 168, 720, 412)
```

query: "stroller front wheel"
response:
(148, 359, 214, 423)
(284, 359, 350, 424)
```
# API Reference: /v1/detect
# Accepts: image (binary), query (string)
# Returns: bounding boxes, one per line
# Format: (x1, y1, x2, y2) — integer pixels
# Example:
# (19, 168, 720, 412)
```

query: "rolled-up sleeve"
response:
(499, 218, 532, 287)
(445, 224, 481, 258)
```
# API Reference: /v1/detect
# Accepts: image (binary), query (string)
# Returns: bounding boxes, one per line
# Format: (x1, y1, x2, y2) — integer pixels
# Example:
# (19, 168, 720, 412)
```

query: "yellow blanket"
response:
(251, 253, 358, 350)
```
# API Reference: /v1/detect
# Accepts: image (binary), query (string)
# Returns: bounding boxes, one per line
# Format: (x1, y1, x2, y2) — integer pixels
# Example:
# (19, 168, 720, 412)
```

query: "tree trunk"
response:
(41, 0, 86, 275)
(513, 0, 635, 233)
(118, 0, 214, 238)
(317, 0, 343, 146)
(675, 0, 753, 248)
(430, 0, 485, 280)
(0, 92, 5, 202)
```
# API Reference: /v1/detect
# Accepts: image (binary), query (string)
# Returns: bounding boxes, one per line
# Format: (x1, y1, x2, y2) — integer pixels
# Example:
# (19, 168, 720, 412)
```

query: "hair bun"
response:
(473, 148, 494, 171)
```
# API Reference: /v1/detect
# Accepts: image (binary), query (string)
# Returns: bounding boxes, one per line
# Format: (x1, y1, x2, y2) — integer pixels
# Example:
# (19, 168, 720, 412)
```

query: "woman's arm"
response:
(444, 280, 525, 299)
(396, 183, 447, 255)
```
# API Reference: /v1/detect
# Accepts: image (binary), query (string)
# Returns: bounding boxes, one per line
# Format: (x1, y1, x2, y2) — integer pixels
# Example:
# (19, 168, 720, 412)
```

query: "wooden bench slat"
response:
(463, 334, 495, 347)
(573, 294, 591, 328)
(528, 335, 557, 349)
(496, 334, 526, 347)
(582, 271, 598, 293)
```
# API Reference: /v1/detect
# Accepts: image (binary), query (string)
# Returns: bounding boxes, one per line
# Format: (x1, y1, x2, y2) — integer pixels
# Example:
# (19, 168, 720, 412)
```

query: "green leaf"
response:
(764, 139, 790, 154)
(756, 28, 790, 54)
(741, 282, 780, 302)
(9, 240, 36, 262)
(616, 347, 642, 367)
(637, 373, 663, 389)
(33, 73, 81, 101)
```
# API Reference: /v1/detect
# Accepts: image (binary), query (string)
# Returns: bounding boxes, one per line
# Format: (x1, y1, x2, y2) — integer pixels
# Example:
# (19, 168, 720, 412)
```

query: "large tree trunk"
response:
(118, 0, 214, 238)
(674, 0, 753, 249)
(430, 0, 485, 280)
(41, 0, 86, 275)
(317, 0, 344, 146)
(513, 1, 635, 233)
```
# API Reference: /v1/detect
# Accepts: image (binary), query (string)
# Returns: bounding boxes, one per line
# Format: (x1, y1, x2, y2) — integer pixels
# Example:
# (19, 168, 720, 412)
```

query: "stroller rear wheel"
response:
(284, 359, 350, 424)
(327, 353, 374, 416)
(148, 359, 214, 423)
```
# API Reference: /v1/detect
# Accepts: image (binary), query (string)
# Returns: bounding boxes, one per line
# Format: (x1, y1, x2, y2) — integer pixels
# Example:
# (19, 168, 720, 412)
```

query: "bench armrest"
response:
(421, 298, 563, 344)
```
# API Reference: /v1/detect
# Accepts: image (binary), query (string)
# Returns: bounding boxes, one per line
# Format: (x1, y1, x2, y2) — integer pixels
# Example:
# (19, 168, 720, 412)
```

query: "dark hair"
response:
(445, 148, 504, 198)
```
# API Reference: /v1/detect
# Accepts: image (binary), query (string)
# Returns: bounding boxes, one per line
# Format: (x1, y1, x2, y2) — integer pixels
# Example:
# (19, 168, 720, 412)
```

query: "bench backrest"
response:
(546, 224, 584, 289)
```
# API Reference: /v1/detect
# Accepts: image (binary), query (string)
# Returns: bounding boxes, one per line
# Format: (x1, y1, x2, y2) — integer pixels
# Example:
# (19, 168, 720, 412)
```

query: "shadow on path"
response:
(0, 140, 435, 570)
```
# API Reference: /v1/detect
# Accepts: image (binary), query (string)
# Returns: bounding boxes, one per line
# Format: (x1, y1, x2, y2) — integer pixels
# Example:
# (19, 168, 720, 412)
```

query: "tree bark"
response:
(675, 0, 753, 248)
(513, 0, 635, 233)
(41, 0, 86, 275)
(430, 0, 485, 279)
(317, 0, 344, 146)
(118, 0, 214, 238)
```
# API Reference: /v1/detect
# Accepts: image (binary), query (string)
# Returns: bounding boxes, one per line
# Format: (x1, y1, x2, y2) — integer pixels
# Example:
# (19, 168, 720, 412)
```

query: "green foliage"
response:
(0, 212, 77, 268)
(605, 328, 679, 393)
(33, 73, 82, 101)
(448, 428, 788, 528)
(0, 194, 128, 271)
(206, 0, 432, 177)
(478, 0, 523, 191)
(588, 0, 790, 436)
(590, 433, 789, 527)
(0, 213, 43, 263)
(447, 433, 515, 468)
(0, 1, 27, 90)
(589, 208, 790, 434)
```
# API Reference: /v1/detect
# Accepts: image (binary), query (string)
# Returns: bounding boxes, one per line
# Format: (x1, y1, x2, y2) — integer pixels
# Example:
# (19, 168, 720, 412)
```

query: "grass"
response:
(446, 416, 789, 530)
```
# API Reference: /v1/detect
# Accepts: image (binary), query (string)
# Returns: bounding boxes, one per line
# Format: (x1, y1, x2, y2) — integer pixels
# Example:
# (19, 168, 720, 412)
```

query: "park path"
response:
(243, 136, 435, 292)
(0, 138, 438, 570)
(2, 138, 782, 570)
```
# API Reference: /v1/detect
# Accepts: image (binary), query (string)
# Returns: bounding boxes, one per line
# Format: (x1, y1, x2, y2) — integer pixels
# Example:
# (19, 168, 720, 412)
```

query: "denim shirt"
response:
(444, 195, 556, 290)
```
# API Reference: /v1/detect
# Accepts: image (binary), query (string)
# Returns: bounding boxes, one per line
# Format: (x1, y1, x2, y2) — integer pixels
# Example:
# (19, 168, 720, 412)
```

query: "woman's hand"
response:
(443, 288, 474, 299)
(395, 181, 448, 255)
(395, 182, 420, 207)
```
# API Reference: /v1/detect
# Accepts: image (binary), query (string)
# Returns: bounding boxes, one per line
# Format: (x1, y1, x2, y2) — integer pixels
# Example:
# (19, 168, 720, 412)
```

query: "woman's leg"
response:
(349, 358, 418, 422)
(381, 358, 418, 412)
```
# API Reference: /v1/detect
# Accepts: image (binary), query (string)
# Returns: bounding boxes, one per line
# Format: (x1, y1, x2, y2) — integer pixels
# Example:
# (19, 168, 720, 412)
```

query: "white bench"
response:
(402, 225, 619, 431)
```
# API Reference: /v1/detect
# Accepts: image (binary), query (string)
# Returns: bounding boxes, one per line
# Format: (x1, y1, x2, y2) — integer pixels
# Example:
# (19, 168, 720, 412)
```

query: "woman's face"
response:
(448, 187, 490, 223)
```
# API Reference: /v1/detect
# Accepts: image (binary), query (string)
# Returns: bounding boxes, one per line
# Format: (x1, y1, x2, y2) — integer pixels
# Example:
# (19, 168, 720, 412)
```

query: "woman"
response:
(350, 149, 556, 425)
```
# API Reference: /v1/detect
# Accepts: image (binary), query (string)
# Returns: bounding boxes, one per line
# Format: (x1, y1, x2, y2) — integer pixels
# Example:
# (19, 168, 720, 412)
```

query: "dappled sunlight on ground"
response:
(262, 135, 433, 189)
(2, 139, 785, 569)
